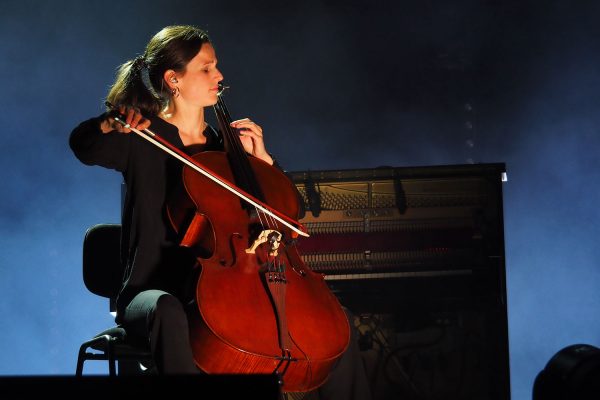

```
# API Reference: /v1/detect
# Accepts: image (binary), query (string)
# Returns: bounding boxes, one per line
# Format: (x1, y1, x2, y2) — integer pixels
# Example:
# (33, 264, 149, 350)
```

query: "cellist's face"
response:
(173, 43, 223, 107)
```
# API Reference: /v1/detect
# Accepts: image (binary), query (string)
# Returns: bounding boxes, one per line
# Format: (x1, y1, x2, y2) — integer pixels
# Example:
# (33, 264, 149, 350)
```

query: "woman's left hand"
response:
(230, 118, 274, 165)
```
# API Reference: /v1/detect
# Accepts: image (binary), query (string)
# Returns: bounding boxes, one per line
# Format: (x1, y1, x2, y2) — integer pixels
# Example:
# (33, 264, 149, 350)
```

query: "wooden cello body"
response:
(166, 94, 350, 393)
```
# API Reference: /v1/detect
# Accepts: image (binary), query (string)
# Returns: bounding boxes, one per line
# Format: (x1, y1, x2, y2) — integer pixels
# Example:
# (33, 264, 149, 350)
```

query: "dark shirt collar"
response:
(149, 116, 223, 153)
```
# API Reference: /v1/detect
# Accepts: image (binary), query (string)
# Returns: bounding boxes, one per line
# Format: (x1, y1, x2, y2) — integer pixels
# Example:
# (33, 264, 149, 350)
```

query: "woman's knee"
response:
(155, 293, 185, 317)
(153, 294, 190, 330)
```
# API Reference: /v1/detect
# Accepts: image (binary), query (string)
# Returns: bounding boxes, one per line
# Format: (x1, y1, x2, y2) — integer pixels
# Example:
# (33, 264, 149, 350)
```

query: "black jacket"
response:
(70, 115, 224, 320)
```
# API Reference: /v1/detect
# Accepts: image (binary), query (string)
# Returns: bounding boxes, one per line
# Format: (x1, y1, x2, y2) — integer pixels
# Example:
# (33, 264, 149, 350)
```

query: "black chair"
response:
(75, 223, 154, 376)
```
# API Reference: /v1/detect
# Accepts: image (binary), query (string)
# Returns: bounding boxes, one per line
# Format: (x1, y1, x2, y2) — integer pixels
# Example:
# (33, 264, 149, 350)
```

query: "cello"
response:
(109, 87, 350, 393)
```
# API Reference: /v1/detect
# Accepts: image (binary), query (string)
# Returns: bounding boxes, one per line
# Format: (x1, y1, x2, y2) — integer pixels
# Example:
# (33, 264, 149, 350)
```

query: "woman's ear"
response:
(163, 70, 178, 88)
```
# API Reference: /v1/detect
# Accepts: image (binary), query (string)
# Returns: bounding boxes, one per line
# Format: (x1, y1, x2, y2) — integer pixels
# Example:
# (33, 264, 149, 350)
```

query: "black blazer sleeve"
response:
(69, 114, 131, 172)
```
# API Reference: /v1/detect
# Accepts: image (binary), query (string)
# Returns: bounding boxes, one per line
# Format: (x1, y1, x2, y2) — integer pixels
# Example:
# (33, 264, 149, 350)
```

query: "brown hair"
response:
(106, 25, 211, 116)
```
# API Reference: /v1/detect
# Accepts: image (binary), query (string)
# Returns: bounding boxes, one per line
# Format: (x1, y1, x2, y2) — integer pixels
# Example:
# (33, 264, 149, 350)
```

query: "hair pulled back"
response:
(106, 25, 211, 116)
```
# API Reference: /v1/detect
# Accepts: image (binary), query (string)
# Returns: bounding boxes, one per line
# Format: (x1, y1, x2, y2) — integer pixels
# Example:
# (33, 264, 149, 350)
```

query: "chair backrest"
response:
(82, 224, 123, 308)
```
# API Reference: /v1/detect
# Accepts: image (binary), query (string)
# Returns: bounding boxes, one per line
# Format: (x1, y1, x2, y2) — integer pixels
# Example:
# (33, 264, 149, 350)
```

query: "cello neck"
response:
(213, 87, 266, 203)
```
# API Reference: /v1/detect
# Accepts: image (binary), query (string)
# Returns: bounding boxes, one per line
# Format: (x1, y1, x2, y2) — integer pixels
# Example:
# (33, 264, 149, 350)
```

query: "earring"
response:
(171, 87, 179, 98)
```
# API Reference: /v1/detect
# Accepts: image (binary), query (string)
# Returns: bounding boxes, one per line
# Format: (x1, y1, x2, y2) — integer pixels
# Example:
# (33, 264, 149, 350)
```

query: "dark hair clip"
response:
(132, 55, 148, 71)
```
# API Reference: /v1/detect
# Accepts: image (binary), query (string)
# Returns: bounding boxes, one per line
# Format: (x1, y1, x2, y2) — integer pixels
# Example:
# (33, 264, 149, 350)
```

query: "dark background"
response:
(1, 1, 599, 399)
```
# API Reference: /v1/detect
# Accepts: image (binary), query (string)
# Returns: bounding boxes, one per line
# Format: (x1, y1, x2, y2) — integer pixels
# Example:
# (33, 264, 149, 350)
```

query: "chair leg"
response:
(75, 335, 114, 376)
(75, 343, 88, 376)
(76, 333, 153, 377)
(107, 338, 116, 376)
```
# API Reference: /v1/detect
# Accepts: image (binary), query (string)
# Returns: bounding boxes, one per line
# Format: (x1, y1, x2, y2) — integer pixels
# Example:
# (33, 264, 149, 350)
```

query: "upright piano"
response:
(287, 163, 510, 400)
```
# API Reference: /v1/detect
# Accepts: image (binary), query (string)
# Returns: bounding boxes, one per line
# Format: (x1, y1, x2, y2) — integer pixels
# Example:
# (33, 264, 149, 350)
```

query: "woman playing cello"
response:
(69, 25, 371, 400)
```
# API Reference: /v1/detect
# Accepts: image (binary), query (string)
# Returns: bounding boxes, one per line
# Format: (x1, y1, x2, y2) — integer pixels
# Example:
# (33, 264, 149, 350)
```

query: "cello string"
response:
(216, 96, 246, 164)
(214, 96, 252, 195)
(215, 90, 278, 234)
(262, 206, 280, 235)
(216, 95, 264, 200)
(256, 206, 268, 231)
(214, 97, 269, 232)
(266, 209, 279, 232)
(215, 97, 247, 167)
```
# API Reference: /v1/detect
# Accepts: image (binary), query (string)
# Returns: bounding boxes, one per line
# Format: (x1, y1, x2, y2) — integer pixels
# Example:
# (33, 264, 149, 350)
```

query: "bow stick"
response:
(106, 102, 309, 238)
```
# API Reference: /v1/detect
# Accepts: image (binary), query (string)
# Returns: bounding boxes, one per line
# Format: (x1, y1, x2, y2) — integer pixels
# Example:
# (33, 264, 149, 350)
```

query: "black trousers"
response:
(121, 290, 372, 400)
(121, 289, 200, 374)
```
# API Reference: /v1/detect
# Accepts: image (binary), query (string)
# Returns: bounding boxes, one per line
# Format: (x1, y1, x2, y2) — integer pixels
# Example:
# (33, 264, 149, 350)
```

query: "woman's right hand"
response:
(100, 105, 151, 134)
